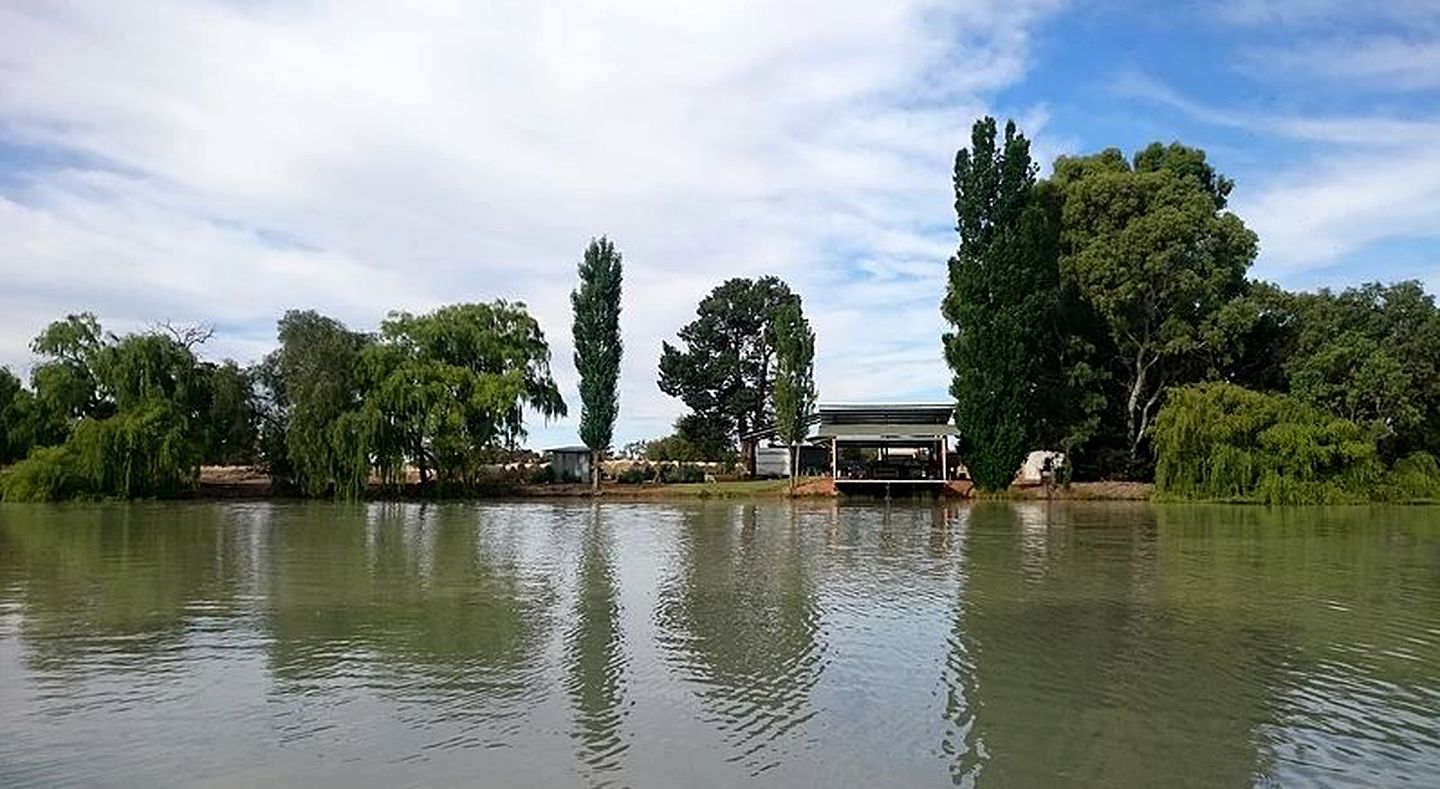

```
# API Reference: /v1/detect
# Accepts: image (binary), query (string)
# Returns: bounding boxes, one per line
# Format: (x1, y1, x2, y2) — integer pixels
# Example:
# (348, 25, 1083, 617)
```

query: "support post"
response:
(831, 437, 838, 480)
(940, 436, 947, 482)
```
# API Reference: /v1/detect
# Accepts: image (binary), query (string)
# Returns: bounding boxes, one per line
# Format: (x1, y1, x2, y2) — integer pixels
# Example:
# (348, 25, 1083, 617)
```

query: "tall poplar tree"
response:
(772, 300, 816, 493)
(942, 117, 1062, 491)
(572, 237, 624, 490)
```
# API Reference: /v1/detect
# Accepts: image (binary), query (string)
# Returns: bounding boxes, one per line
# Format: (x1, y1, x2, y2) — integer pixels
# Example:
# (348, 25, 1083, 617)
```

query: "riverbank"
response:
(191, 466, 1154, 501)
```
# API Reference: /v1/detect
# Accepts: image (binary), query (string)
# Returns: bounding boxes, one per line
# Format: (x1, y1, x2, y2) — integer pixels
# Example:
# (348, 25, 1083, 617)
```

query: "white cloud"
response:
(0, 0, 1064, 445)
(1247, 36, 1440, 91)
(1111, 71, 1440, 279)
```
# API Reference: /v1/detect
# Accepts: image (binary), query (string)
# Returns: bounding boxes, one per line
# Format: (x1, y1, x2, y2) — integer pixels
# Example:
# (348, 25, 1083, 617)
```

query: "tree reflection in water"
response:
(655, 504, 824, 774)
(564, 504, 630, 782)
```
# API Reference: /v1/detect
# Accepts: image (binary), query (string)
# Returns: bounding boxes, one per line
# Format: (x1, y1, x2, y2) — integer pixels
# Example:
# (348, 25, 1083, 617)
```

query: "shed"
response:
(817, 402, 958, 487)
(545, 445, 592, 484)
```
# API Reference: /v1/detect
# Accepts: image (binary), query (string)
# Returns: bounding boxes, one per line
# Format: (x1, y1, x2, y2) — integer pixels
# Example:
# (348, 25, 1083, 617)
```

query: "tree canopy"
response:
(572, 237, 624, 489)
(942, 117, 1063, 490)
(658, 276, 799, 459)
(1052, 142, 1258, 474)
(772, 299, 817, 490)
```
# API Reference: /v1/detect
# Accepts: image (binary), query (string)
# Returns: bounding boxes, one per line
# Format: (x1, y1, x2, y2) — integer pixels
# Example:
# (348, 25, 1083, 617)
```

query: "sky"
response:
(1, 0, 1437, 449)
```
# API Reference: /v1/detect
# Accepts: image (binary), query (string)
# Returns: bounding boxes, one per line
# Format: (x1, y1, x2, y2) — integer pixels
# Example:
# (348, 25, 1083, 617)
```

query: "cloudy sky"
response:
(1, 0, 1437, 448)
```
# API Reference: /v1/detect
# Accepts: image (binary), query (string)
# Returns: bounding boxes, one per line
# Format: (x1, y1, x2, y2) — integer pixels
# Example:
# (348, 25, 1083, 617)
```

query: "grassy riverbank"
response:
(184, 467, 1156, 502)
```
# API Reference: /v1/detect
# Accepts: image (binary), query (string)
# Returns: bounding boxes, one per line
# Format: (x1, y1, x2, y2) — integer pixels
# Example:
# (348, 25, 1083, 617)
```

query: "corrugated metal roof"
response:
(814, 423, 959, 439)
(818, 402, 955, 427)
(545, 445, 591, 454)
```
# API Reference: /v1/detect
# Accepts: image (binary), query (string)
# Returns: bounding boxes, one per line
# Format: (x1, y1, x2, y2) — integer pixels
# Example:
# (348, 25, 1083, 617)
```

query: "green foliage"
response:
(1, 318, 227, 501)
(1052, 143, 1258, 473)
(0, 446, 86, 501)
(1282, 282, 1440, 463)
(572, 236, 624, 487)
(261, 310, 369, 496)
(201, 361, 260, 465)
(643, 431, 705, 462)
(1150, 382, 1431, 504)
(255, 302, 565, 498)
(29, 313, 108, 421)
(1379, 453, 1440, 501)
(942, 117, 1062, 490)
(658, 276, 799, 452)
(657, 462, 706, 484)
(0, 367, 38, 464)
(772, 300, 816, 489)
(616, 463, 653, 484)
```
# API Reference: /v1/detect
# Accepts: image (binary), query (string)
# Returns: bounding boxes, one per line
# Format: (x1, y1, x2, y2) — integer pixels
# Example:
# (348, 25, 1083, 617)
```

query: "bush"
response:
(616, 463, 654, 484)
(644, 434, 704, 462)
(1153, 382, 1390, 504)
(1378, 452, 1440, 502)
(658, 463, 706, 484)
(0, 445, 86, 502)
(0, 401, 202, 502)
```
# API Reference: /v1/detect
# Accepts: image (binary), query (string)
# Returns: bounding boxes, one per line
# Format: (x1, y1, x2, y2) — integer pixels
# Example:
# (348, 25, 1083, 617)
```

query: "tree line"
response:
(944, 116, 1440, 501)
(0, 239, 632, 500)
(4, 115, 1437, 503)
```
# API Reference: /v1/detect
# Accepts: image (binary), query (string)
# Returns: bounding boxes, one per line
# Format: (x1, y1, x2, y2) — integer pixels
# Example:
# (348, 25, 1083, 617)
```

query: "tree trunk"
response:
(789, 442, 797, 494)
(591, 448, 601, 494)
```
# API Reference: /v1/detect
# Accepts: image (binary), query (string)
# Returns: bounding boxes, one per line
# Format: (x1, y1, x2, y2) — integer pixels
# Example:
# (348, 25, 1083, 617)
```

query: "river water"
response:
(0, 501, 1437, 787)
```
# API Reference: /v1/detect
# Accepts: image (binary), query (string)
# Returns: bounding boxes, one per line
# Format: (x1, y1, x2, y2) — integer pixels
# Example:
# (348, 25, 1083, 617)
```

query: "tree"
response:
(1, 319, 214, 500)
(942, 117, 1062, 491)
(1152, 381, 1440, 504)
(658, 277, 798, 467)
(571, 237, 624, 491)
(259, 310, 370, 496)
(29, 312, 110, 423)
(1283, 281, 1440, 462)
(1052, 142, 1257, 474)
(0, 367, 37, 464)
(362, 302, 567, 490)
(201, 361, 260, 465)
(772, 300, 816, 492)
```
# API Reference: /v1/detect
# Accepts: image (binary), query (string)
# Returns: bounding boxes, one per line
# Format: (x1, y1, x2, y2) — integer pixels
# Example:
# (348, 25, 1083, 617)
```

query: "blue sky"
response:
(0, 0, 1436, 449)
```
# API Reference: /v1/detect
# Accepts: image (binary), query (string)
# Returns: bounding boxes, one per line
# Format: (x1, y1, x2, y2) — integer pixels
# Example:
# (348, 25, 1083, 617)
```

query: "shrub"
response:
(616, 463, 653, 484)
(658, 463, 706, 484)
(1153, 382, 1389, 503)
(1378, 452, 1440, 502)
(0, 446, 86, 502)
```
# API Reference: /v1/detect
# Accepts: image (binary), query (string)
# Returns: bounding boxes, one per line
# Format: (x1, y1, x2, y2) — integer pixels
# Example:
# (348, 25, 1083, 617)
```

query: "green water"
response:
(0, 501, 1437, 787)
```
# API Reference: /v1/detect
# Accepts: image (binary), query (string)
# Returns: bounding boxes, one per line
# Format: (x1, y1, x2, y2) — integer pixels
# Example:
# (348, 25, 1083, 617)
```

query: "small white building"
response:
(546, 446, 592, 483)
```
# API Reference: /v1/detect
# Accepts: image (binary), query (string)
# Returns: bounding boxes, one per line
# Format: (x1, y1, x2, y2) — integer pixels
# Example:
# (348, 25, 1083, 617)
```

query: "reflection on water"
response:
(1, 500, 1438, 787)
(565, 505, 629, 781)
(654, 505, 824, 775)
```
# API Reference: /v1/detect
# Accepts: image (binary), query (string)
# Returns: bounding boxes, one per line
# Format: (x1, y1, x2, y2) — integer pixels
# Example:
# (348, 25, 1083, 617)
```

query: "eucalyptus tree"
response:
(1052, 143, 1257, 473)
(571, 237, 624, 491)
(772, 300, 816, 492)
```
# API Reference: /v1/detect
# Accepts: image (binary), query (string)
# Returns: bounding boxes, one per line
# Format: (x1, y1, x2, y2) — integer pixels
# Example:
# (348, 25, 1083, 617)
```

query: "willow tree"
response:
(365, 301, 568, 490)
(772, 300, 816, 492)
(572, 237, 624, 491)
(942, 117, 1061, 491)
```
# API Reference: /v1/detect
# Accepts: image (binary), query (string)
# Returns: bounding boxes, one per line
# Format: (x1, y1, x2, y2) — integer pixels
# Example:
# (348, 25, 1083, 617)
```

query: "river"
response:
(1, 501, 1437, 787)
